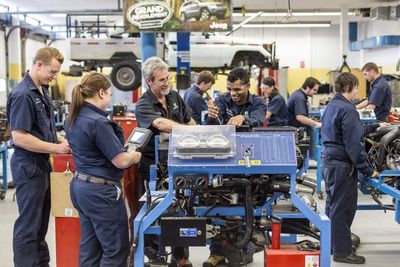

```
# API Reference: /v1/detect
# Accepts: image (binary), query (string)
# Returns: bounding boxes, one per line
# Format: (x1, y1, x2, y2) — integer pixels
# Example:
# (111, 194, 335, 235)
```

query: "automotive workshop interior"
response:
(1, 0, 400, 267)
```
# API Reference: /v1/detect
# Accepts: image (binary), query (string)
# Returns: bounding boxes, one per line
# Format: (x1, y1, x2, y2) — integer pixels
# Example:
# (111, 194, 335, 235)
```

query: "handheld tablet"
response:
(126, 127, 152, 152)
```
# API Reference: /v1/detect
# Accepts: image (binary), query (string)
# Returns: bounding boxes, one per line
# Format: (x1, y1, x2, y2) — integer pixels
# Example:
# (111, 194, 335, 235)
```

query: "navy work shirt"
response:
(368, 75, 392, 122)
(287, 88, 309, 128)
(135, 89, 192, 160)
(65, 102, 125, 181)
(267, 93, 288, 126)
(206, 92, 267, 127)
(321, 93, 374, 177)
(7, 72, 57, 160)
(183, 84, 208, 124)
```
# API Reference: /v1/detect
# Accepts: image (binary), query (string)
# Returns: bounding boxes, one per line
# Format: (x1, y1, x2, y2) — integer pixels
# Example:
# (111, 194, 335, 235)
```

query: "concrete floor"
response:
(1, 166, 400, 266)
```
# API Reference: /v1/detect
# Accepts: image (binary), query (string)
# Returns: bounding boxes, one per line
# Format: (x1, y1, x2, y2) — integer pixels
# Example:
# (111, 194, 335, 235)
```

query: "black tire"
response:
(199, 8, 211, 21)
(110, 61, 141, 91)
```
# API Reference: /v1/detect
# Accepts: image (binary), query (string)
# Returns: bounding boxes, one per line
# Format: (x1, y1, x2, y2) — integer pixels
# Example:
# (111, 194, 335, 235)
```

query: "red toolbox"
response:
(112, 115, 137, 140)
(265, 244, 320, 267)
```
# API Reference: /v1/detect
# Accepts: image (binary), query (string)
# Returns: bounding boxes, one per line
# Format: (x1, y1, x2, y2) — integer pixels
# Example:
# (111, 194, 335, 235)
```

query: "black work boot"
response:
(333, 251, 366, 264)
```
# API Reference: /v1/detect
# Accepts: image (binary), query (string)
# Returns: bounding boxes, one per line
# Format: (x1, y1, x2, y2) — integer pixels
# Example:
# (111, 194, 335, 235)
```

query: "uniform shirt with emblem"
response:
(183, 84, 208, 124)
(7, 72, 57, 160)
(135, 89, 192, 160)
(65, 102, 126, 181)
(206, 92, 267, 127)
(321, 93, 374, 177)
(267, 93, 288, 126)
(367, 75, 392, 122)
(287, 88, 309, 128)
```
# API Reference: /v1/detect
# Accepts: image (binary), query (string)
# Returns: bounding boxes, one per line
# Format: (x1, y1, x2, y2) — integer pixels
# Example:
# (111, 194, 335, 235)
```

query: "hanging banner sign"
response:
(124, 0, 232, 32)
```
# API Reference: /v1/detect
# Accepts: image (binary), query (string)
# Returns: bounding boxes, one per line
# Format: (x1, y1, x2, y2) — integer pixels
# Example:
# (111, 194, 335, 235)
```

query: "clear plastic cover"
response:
(170, 125, 236, 159)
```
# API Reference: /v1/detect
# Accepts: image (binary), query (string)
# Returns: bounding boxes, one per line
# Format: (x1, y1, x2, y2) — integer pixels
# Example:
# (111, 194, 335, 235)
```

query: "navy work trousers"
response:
(323, 158, 358, 257)
(12, 153, 51, 267)
(70, 178, 129, 267)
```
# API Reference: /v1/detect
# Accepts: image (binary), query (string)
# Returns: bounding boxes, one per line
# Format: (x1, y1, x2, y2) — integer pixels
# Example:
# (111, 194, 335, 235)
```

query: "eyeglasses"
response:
(44, 65, 59, 77)
(226, 83, 248, 93)
(156, 76, 174, 84)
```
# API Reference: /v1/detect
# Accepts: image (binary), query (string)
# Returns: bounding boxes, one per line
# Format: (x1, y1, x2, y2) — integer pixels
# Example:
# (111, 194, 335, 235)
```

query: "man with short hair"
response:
(287, 77, 322, 130)
(135, 56, 196, 267)
(356, 62, 392, 122)
(183, 70, 215, 124)
(7, 47, 71, 267)
(206, 68, 267, 128)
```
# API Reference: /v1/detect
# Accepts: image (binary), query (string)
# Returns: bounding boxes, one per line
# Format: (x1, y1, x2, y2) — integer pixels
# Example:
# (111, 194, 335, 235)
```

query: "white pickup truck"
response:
(69, 33, 277, 91)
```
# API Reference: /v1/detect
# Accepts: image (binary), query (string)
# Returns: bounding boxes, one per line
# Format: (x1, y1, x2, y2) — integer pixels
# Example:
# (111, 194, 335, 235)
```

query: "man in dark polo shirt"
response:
(356, 62, 392, 122)
(6, 47, 71, 267)
(183, 70, 215, 124)
(135, 56, 196, 267)
(287, 77, 322, 131)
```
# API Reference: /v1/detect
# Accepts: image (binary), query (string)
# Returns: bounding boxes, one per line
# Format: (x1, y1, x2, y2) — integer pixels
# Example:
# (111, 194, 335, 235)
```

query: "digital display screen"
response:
(129, 131, 146, 144)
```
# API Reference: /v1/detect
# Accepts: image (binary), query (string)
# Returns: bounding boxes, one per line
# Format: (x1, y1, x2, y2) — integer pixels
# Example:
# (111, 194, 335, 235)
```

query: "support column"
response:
(140, 32, 156, 93)
(6, 17, 22, 96)
(339, 6, 349, 59)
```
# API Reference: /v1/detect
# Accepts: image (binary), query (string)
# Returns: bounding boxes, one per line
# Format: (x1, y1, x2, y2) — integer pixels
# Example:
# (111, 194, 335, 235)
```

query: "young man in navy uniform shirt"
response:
(206, 68, 267, 128)
(204, 68, 267, 267)
(287, 77, 322, 130)
(183, 70, 215, 124)
(261, 77, 288, 126)
(135, 57, 196, 267)
(356, 62, 392, 122)
(7, 47, 71, 267)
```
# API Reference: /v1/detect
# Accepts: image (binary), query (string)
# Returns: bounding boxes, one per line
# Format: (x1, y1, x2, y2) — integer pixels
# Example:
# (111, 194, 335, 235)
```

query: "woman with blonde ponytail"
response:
(65, 71, 141, 267)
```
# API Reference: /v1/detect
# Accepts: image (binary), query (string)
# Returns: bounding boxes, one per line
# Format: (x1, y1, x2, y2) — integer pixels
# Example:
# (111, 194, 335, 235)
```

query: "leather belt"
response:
(74, 172, 119, 185)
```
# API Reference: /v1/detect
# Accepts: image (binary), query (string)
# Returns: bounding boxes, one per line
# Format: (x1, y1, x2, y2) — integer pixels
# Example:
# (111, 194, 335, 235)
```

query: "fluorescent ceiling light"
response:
(234, 23, 331, 28)
(232, 12, 355, 17)
(50, 14, 67, 17)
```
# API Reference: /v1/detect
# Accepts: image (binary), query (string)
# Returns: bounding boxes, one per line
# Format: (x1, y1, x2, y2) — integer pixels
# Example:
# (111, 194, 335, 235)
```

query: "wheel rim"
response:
(200, 10, 210, 20)
(116, 67, 135, 87)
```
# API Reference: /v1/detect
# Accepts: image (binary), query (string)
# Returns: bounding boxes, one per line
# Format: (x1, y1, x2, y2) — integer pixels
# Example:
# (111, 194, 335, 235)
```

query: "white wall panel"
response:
(232, 26, 340, 69)
(24, 39, 46, 71)
(232, 22, 400, 72)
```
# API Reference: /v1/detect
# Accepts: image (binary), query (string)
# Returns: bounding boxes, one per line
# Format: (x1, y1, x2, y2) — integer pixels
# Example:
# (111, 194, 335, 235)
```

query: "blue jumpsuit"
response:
(287, 88, 309, 129)
(65, 102, 128, 267)
(205, 92, 267, 127)
(267, 92, 288, 126)
(183, 85, 208, 124)
(321, 93, 376, 257)
(367, 75, 392, 122)
(7, 73, 58, 267)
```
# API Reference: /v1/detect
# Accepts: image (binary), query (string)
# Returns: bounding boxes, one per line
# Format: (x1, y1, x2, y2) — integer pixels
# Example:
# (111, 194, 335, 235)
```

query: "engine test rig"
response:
(132, 125, 331, 267)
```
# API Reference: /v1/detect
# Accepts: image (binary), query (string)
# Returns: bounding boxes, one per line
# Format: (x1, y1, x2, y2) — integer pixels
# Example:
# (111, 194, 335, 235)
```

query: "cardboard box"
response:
(50, 171, 79, 218)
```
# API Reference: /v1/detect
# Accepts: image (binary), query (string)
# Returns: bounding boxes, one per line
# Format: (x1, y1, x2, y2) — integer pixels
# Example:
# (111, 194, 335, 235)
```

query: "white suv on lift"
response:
(68, 33, 277, 91)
